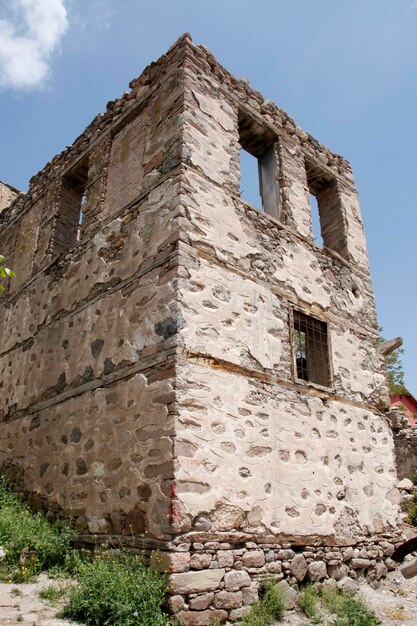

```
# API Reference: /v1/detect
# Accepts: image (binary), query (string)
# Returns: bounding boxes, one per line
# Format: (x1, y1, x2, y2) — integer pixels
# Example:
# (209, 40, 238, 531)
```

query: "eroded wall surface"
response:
(0, 38, 188, 542)
(394, 427, 417, 479)
(163, 39, 401, 623)
(0, 181, 19, 213)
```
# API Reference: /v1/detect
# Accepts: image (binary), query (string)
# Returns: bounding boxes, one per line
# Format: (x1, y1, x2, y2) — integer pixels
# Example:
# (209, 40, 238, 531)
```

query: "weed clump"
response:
(297, 585, 381, 626)
(242, 580, 285, 626)
(62, 551, 169, 626)
(408, 492, 417, 525)
(409, 470, 417, 486)
(297, 584, 320, 622)
(0, 478, 72, 581)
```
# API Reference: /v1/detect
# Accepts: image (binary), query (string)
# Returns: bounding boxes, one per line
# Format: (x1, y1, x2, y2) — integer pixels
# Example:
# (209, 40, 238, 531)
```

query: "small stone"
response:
(242, 550, 265, 568)
(276, 549, 295, 560)
(308, 560, 328, 581)
(350, 558, 371, 570)
(276, 580, 297, 609)
(217, 550, 234, 568)
(322, 578, 338, 591)
(168, 595, 184, 613)
(224, 570, 251, 591)
(188, 592, 214, 611)
(75, 458, 87, 475)
(397, 478, 414, 491)
(290, 554, 308, 582)
(337, 577, 360, 593)
(87, 516, 110, 533)
(229, 606, 251, 622)
(176, 609, 227, 625)
(343, 547, 354, 561)
(242, 586, 258, 606)
(0, 546, 5, 560)
(266, 561, 282, 574)
(213, 590, 242, 609)
(190, 553, 212, 570)
(380, 541, 395, 557)
(265, 550, 275, 562)
(375, 562, 388, 580)
(328, 562, 349, 581)
(385, 558, 397, 571)
(170, 569, 225, 594)
(399, 557, 417, 579)
(151, 550, 190, 573)
(193, 514, 212, 531)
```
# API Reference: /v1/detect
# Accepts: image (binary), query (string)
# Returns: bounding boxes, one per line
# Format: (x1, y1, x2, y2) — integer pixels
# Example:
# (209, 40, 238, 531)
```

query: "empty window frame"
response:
(53, 158, 88, 256)
(293, 309, 331, 387)
(238, 111, 280, 219)
(305, 159, 346, 254)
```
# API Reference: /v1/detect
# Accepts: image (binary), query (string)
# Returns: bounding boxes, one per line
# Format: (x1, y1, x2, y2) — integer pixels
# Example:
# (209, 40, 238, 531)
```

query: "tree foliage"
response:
(0, 255, 15, 293)
(378, 329, 408, 395)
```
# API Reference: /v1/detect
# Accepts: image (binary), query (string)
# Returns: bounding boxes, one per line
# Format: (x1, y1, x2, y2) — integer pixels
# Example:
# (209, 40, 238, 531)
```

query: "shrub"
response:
(321, 587, 380, 626)
(242, 580, 285, 626)
(62, 551, 169, 626)
(0, 478, 72, 580)
(297, 584, 320, 622)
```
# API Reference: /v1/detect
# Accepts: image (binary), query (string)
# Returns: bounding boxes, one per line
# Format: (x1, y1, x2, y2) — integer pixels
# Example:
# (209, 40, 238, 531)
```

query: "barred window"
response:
(293, 310, 331, 387)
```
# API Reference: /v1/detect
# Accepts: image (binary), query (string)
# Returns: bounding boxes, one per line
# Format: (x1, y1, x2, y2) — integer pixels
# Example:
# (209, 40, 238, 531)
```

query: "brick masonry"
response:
(0, 34, 402, 624)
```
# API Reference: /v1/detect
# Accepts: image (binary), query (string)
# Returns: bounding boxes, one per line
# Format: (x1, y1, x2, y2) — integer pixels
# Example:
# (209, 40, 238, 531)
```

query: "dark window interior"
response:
(293, 310, 330, 387)
(239, 111, 279, 219)
(53, 158, 88, 255)
(305, 159, 346, 254)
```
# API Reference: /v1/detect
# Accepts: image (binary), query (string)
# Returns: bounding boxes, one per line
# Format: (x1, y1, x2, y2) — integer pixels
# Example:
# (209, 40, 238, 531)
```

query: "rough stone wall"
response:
(394, 427, 417, 479)
(159, 37, 400, 624)
(0, 34, 402, 625)
(171, 37, 398, 543)
(0, 37, 189, 541)
(0, 181, 19, 213)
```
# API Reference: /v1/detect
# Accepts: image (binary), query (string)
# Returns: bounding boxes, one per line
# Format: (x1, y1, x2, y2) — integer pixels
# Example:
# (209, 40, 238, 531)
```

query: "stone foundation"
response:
(159, 537, 398, 624)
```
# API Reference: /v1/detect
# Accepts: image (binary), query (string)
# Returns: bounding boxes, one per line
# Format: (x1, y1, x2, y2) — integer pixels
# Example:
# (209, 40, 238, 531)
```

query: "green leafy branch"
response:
(0, 255, 15, 293)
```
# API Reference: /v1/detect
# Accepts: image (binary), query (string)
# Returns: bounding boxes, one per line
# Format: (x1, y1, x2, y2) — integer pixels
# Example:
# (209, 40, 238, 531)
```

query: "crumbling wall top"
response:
(0, 180, 21, 213)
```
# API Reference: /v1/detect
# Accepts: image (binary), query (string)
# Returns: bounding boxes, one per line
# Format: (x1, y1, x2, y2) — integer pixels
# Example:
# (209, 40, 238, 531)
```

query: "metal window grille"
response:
(293, 310, 330, 387)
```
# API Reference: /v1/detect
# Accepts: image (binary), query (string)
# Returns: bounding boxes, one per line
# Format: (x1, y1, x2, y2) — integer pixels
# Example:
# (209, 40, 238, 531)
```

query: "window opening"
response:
(293, 310, 330, 387)
(53, 159, 88, 255)
(305, 158, 345, 254)
(240, 148, 262, 209)
(238, 111, 279, 219)
(309, 193, 323, 246)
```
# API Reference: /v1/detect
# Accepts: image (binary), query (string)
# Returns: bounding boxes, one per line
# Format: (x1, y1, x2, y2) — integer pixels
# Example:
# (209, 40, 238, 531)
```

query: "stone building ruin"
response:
(0, 34, 401, 624)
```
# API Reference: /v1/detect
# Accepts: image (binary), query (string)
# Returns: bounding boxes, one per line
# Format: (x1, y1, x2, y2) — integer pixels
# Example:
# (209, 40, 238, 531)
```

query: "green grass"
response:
(409, 470, 417, 486)
(0, 477, 169, 626)
(409, 492, 417, 525)
(39, 581, 74, 605)
(61, 551, 169, 626)
(321, 587, 380, 626)
(297, 584, 321, 622)
(242, 580, 285, 626)
(0, 478, 72, 581)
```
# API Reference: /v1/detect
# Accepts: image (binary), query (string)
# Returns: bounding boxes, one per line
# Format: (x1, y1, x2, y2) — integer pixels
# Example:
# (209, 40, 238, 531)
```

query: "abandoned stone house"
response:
(0, 34, 402, 624)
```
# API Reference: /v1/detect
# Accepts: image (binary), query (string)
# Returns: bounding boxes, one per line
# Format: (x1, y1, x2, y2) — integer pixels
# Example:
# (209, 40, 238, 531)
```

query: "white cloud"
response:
(0, 0, 68, 90)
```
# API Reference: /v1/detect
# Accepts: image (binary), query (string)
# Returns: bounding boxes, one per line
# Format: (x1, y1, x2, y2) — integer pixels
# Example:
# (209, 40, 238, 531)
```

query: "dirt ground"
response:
(0, 568, 416, 625)
(0, 573, 82, 626)
(276, 568, 417, 625)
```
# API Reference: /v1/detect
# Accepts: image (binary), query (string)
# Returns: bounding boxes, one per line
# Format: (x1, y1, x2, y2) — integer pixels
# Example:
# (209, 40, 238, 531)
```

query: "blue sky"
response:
(1, 0, 416, 392)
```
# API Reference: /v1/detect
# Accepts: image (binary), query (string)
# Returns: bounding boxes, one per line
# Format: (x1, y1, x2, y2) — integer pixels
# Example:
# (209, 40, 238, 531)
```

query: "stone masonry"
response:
(0, 34, 401, 624)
